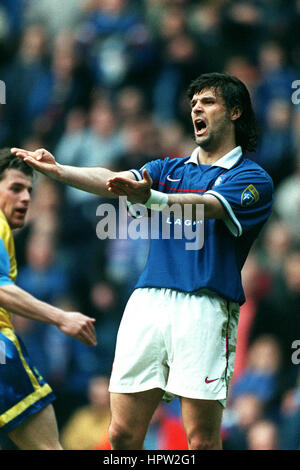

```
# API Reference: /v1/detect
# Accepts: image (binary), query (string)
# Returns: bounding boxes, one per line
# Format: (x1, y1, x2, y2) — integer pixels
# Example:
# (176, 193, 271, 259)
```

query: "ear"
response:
(231, 106, 242, 121)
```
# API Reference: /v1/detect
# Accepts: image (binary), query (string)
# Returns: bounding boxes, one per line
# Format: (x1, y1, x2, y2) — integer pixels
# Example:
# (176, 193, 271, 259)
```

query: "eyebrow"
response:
(10, 182, 33, 191)
(191, 95, 216, 105)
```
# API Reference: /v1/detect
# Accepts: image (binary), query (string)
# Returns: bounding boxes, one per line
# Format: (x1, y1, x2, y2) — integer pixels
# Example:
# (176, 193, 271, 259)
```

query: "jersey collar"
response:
(185, 146, 243, 169)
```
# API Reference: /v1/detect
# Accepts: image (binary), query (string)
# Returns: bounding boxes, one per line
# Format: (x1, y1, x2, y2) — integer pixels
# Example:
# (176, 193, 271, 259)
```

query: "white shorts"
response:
(109, 288, 240, 407)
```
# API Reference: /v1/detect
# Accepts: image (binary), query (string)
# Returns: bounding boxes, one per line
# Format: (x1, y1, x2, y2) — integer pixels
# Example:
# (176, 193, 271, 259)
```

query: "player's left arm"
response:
(107, 168, 226, 220)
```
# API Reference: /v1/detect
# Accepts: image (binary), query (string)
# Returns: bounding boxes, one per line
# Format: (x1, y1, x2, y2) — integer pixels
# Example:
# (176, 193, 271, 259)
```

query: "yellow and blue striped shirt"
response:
(0, 209, 17, 329)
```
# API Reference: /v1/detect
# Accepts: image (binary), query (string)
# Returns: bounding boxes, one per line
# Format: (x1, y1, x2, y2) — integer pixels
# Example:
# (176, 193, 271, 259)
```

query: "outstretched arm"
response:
(11, 147, 135, 198)
(0, 283, 97, 346)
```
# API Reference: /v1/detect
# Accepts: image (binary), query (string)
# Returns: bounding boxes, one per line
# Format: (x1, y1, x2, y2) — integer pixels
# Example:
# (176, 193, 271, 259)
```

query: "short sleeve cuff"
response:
(206, 190, 243, 237)
(129, 169, 142, 181)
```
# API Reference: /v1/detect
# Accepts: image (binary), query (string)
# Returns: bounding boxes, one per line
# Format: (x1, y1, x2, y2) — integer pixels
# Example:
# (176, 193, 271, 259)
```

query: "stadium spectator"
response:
(55, 99, 127, 206)
(222, 394, 264, 450)
(13, 175, 63, 269)
(26, 29, 94, 149)
(24, 0, 84, 38)
(250, 250, 300, 370)
(115, 86, 147, 124)
(247, 419, 279, 450)
(152, 32, 204, 124)
(273, 153, 300, 243)
(279, 384, 300, 450)
(1, 24, 48, 143)
(232, 254, 272, 380)
(254, 98, 295, 186)
(230, 335, 282, 407)
(220, 1, 266, 62)
(116, 116, 162, 171)
(258, 219, 294, 277)
(61, 375, 111, 450)
(16, 232, 70, 303)
(75, 0, 156, 89)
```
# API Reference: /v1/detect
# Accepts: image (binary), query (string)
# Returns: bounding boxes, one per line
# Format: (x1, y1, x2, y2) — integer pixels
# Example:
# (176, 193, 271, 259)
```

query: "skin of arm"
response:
(10, 148, 135, 198)
(0, 283, 97, 346)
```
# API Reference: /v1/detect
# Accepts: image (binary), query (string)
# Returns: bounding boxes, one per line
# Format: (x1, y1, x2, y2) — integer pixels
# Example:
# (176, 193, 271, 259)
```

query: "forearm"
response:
(147, 192, 226, 220)
(0, 284, 63, 326)
(55, 164, 119, 197)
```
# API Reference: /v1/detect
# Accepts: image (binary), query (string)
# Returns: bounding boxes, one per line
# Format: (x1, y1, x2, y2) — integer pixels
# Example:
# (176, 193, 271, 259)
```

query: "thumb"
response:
(142, 169, 152, 185)
(35, 149, 45, 161)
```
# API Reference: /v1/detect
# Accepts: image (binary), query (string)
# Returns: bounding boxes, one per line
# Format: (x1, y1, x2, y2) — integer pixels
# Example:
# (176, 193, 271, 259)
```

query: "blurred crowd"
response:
(0, 0, 299, 450)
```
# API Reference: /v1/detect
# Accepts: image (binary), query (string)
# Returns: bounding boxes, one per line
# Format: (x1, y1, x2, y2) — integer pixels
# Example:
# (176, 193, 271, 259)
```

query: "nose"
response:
(21, 189, 31, 203)
(192, 100, 203, 114)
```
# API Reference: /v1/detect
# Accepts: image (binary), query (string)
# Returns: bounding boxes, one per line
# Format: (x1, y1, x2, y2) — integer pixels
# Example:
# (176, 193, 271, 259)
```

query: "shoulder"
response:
(141, 156, 186, 172)
(152, 156, 191, 169)
(231, 158, 274, 187)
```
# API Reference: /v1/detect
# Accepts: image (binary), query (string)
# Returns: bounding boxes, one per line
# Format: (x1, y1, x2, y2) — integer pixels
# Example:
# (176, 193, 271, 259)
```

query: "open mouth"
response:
(194, 119, 207, 135)
(15, 208, 27, 216)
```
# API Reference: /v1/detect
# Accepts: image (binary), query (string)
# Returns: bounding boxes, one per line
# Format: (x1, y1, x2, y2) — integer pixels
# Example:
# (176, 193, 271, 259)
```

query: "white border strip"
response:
(206, 190, 243, 237)
(129, 169, 143, 181)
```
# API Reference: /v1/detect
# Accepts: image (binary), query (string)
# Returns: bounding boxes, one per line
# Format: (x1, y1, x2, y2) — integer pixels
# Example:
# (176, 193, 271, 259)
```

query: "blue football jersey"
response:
(130, 146, 273, 304)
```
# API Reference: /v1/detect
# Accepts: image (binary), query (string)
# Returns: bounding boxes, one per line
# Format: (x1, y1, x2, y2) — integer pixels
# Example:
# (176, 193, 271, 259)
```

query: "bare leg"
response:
(8, 404, 62, 450)
(109, 388, 164, 450)
(180, 398, 223, 450)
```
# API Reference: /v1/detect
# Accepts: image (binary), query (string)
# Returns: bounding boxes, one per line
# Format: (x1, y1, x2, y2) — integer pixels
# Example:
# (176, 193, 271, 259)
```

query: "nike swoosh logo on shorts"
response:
(166, 175, 181, 182)
(205, 377, 219, 384)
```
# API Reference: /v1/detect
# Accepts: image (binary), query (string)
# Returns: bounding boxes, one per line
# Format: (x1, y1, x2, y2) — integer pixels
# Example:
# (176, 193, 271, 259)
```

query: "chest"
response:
(158, 164, 229, 194)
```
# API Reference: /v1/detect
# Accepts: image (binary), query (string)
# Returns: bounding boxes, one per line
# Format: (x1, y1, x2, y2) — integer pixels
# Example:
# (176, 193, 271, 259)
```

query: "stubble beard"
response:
(195, 130, 216, 151)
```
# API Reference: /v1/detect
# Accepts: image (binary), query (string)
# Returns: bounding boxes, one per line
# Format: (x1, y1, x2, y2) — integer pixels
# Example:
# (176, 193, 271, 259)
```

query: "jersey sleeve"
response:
(0, 225, 14, 286)
(129, 158, 166, 190)
(206, 171, 274, 237)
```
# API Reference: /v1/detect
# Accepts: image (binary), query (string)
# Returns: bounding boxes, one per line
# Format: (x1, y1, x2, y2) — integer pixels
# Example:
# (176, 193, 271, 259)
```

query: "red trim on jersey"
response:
(153, 180, 207, 193)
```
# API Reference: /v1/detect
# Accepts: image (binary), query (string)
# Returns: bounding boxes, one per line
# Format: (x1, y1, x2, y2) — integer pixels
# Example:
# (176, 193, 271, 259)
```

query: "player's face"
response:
(0, 169, 32, 229)
(191, 88, 232, 150)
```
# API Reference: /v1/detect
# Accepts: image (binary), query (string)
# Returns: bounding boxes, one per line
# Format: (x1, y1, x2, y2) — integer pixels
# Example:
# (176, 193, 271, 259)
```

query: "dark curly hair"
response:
(0, 148, 34, 180)
(187, 72, 258, 153)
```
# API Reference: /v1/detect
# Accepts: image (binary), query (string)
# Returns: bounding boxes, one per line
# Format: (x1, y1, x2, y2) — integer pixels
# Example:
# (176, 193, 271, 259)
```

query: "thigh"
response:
(180, 397, 223, 450)
(8, 404, 62, 450)
(110, 388, 165, 438)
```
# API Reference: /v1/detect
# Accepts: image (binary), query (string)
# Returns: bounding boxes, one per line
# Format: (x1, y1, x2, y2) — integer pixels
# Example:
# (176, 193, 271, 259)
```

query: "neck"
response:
(197, 140, 238, 165)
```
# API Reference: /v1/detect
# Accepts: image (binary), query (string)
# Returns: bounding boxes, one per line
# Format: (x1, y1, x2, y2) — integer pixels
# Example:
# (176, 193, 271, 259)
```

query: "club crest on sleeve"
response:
(241, 184, 260, 207)
(213, 173, 228, 187)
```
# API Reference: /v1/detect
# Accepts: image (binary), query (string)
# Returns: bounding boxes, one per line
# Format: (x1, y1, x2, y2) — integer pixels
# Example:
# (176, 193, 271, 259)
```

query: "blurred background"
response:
(0, 0, 299, 450)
